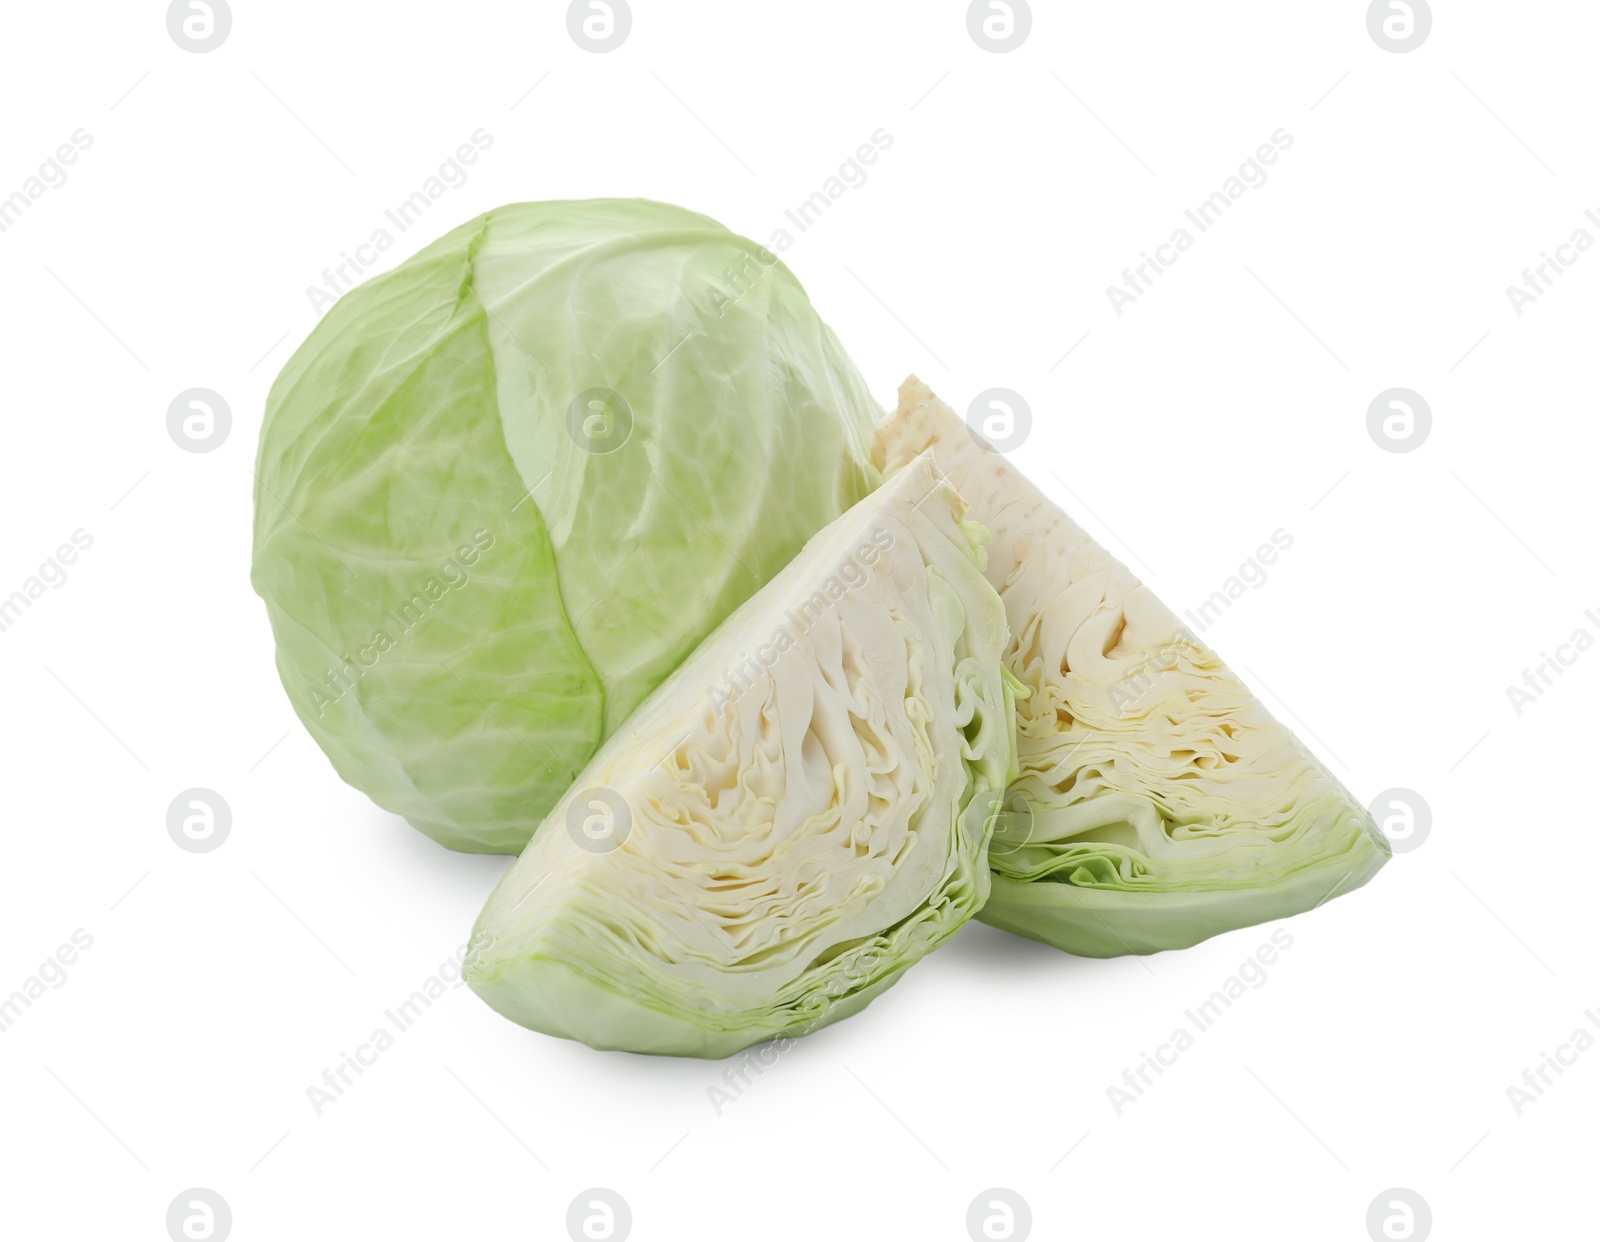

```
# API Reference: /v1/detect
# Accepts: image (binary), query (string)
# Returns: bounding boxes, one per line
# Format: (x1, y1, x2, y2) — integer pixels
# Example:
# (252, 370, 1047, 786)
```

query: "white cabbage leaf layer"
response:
(466, 455, 1018, 1057)
(872, 379, 1389, 957)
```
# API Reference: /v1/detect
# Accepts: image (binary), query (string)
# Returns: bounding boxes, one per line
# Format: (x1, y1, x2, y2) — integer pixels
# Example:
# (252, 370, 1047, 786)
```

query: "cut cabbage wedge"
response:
(872, 379, 1389, 957)
(466, 456, 1019, 1057)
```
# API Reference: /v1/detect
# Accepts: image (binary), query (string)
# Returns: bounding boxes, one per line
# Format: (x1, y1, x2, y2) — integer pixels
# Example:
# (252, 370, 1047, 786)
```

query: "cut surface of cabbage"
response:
(466, 455, 1018, 1057)
(872, 379, 1389, 957)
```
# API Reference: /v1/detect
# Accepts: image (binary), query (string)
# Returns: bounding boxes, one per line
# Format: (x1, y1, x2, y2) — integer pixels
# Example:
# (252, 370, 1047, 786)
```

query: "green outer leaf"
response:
(981, 819, 1387, 958)
(253, 219, 603, 851)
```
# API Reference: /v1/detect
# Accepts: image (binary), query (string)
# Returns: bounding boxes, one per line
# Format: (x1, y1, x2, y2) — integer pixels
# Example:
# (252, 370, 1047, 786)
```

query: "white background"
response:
(1, 2, 1594, 1239)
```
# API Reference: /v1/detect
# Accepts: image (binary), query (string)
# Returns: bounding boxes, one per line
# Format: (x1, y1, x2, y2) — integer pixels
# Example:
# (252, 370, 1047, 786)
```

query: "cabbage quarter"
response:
(467, 457, 1019, 1057)
(874, 381, 1389, 957)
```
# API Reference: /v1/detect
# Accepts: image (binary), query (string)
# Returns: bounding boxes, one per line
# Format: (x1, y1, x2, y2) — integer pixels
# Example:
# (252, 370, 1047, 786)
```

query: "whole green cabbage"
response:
(252, 201, 879, 853)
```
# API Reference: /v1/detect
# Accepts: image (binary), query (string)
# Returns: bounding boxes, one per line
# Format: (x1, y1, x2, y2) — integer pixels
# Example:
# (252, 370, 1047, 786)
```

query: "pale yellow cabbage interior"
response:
(871, 380, 1387, 956)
